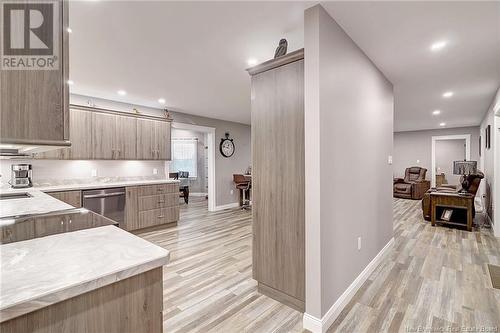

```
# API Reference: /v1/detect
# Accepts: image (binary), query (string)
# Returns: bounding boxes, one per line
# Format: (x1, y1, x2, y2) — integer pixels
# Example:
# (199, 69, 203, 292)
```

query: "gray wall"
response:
(304, 5, 394, 318)
(171, 128, 208, 194)
(435, 139, 466, 186)
(71, 94, 251, 207)
(393, 126, 480, 179)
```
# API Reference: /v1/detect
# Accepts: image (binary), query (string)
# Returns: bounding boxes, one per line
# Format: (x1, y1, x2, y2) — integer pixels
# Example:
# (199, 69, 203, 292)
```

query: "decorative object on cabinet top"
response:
(274, 38, 288, 59)
(163, 107, 174, 120)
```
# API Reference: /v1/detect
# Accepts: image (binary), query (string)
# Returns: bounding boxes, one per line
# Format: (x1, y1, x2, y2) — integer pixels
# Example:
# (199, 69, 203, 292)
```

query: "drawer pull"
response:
(157, 215, 165, 218)
(158, 201, 165, 204)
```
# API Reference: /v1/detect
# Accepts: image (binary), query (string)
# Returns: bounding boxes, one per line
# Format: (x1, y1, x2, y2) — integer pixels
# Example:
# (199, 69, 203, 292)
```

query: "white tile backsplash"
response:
(0, 159, 170, 186)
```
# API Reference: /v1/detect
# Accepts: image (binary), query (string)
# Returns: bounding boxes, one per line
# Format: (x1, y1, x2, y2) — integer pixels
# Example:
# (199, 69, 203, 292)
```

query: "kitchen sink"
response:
(0, 192, 33, 200)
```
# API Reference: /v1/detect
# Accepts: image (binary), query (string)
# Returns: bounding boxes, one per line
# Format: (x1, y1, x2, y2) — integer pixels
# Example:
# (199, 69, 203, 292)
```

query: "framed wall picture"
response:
(441, 209, 453, 222)
(479, 135, 482, 156)
(486, 125, 491, 149)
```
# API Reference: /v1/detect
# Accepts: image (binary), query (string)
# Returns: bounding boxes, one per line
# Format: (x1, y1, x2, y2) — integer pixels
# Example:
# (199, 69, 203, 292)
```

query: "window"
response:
(171, 138, 197, 178)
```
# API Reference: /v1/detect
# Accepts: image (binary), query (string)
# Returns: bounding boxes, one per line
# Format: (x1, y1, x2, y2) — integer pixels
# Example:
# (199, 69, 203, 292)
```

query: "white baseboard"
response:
(189, 192, 208, 197)
(303, 237, 395, 333)
(213, 202, 239, 211)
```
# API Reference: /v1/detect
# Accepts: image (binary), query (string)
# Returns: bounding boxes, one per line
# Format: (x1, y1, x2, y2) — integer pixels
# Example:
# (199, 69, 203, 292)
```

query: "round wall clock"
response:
(220, 133, 235, 158)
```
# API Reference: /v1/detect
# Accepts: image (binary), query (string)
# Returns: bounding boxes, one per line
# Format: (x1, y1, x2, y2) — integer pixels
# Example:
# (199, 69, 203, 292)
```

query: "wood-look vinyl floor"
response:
(137, 197, 500, 333)
(137, 198, 304, 333)
(327, 198, 500, 333)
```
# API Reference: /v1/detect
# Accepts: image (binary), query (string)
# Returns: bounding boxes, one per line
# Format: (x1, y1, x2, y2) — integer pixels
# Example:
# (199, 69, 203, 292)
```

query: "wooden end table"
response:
(430, 192, 474, 231)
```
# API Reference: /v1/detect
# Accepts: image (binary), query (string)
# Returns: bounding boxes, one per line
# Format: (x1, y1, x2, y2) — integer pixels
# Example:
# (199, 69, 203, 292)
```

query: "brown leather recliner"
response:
(393, 167, 431, 200)
(421, 171, 484, 221)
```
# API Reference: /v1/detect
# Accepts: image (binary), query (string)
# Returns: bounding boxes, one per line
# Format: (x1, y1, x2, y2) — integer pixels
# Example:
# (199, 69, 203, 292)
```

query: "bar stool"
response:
(233, 174, 251, 210)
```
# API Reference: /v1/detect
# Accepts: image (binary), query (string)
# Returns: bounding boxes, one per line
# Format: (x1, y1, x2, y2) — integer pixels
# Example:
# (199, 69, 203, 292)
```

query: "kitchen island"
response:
(0, 224, 169, 332)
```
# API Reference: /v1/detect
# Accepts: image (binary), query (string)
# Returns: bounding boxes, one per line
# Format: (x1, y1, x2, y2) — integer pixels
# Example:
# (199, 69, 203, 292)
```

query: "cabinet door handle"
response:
(158, 201, 165, 204)
(157, 215, 165, 218)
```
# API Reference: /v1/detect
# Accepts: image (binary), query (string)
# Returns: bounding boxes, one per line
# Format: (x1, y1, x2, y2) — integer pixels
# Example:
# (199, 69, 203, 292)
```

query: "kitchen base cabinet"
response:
(46, 190, 82, 208)
(124, 184, 180, 231)
(1, 211, 116, 244)
(1, 220, 35, 244)
(0, 267, 163, 333)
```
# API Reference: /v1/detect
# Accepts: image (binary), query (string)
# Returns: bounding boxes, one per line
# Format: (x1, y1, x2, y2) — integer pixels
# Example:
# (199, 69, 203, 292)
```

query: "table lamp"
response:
(453, 160, 477, 194)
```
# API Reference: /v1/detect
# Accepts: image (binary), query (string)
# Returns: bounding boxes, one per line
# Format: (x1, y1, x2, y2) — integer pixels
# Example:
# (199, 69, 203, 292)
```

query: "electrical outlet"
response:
(153, 168, 158, 175)
(357, 237, 362, 250)
(388, 155, 393, 165)
(91, 169, 97, 177)
(230, 189, 234, 195)
(416, 159, 420, 164)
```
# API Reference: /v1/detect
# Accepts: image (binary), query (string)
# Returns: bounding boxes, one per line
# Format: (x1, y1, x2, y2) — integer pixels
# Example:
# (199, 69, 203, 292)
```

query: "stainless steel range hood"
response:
(0, 139, 71, 158)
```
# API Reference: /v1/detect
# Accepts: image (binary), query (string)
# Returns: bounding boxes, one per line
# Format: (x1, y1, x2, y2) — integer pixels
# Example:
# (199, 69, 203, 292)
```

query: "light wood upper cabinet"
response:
(92, 113, 116, 159)
(136, 119, 156, 160)
(92, 112, 137, 160)
(35, 109, 92, 159)
(115, 115, 137, 159)
(136, 119, 171, 160)
(156, 121, 171, 160)
(35, 107, 170, 160)
(0, 1, 69, 144)
(68, 110, 92, 159)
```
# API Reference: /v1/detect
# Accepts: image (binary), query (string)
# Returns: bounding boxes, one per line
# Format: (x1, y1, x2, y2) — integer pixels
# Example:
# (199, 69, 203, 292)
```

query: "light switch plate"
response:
(153, 168, 158, 175)
(91, 169, 97, 177)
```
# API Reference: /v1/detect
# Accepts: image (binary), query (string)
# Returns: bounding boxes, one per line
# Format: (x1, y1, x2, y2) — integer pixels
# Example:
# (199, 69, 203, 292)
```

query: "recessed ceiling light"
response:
(117, 90, 126, 96)
(67, 80, 74, 85)
(158, 98, 166, 104)
(442, 91, 454, 98)
(439, 122, 446, 127)
(247, 58, 258, 66)
(432, 110, 441, 115)
(66, 27, 72, 33)
(430, 40, 447, 51)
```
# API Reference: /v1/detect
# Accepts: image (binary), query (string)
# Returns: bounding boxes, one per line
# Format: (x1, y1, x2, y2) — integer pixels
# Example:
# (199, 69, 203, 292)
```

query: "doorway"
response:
(431, 134, 471, 188)
(170, 122, 216, 212)
(434, 138, 466, 187)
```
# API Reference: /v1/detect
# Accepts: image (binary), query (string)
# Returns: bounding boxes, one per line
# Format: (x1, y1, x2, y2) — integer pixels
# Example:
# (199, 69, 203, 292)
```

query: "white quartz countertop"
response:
(33, 178, 180, 192)
(0, 178, 180, 218)
(0, 225, 170, 322)
(0, 190, 73, 219)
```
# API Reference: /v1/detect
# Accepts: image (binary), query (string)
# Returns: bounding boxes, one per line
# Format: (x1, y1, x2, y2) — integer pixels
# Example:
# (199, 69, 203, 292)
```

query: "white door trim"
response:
(172, 122, 216, 212)
(431, 134, 471, 187)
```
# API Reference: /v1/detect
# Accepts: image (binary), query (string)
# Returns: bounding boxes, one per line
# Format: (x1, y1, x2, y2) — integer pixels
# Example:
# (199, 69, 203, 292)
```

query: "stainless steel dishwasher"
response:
(82, 188, 125, 225)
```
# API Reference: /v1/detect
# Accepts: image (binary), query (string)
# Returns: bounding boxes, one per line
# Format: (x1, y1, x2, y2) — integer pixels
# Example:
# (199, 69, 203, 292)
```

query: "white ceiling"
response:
(68, 1, 309, 124)
(69, 1, 500, 131)
(321, 1, 500, 132)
